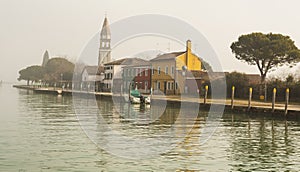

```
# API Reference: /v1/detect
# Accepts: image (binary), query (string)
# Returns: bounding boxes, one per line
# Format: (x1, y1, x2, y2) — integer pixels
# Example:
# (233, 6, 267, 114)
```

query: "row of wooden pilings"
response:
(203, 86, 291, 115)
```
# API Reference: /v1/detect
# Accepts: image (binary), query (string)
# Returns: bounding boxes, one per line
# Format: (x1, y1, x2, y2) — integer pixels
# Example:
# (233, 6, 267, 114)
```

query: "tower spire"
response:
(42, 50, 49, 67)
(98, 16, 111, 66)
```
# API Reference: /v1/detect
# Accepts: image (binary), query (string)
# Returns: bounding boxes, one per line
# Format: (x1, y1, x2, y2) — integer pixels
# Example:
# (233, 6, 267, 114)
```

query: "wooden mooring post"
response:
(272, 88, 276, 113)
(248, 87, 252, 111)
(204, 85, 208, 104)
(285, 88, 289, 116)
(231, 86, 235, 109)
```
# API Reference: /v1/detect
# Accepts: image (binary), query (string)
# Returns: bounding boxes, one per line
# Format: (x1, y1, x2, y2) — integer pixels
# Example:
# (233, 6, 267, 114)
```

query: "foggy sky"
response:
(1, 0, 300, 82)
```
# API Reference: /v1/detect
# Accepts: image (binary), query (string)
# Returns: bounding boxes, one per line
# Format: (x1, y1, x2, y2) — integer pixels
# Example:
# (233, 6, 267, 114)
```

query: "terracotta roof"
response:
(104, 58, 149, 66)
(104, 58, 127, 65)
(184, 70, 208, 80)
(150, 51, 185, 61)
(123, 59, 150, 68)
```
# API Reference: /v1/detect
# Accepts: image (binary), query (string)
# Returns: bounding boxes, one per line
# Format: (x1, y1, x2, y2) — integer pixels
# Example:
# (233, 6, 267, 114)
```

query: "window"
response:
(145, 81, 148, 89)
(171, 66, 175, 74)
(158, 66, 161, 75)
(167, 82, 170, 90)
(102, 42, 105, 48)
(165, 66, 168, 75)
(175, 82, 178, 90)
(157, 82, 160, 90)
(145, 69, 148, 77)
(124, 69, 127, 77)
(106, 42, 109, 47)
(171, 82, 174, 90)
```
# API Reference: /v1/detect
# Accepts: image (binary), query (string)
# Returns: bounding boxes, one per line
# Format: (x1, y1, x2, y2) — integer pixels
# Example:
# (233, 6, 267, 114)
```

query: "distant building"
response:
(102, 58, 127, 92)
(103, 58, 150, 93)
(79, 16, 112, 91)
(150, 40, 203, 95)
(122, 59, 151, 94)
(98, 17, 111, 66)
(42, 50, 49, 67)
(81, 66, 104, 91)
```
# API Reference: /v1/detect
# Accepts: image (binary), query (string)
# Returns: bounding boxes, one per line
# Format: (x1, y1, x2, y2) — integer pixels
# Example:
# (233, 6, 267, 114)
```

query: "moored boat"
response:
(129, 89, 151, 104)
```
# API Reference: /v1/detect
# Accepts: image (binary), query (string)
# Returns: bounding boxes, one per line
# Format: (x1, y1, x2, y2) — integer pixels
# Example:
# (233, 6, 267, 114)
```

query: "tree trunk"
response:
(259, 74, 267, 101)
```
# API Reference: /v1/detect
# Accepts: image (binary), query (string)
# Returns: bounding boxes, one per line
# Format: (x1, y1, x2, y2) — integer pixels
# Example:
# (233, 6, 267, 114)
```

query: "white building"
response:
(81, 66, 104, 91)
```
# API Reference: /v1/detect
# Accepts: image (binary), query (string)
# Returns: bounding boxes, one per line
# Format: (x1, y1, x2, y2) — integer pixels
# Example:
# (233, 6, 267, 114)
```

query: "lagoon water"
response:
(0, 83, 300, 171)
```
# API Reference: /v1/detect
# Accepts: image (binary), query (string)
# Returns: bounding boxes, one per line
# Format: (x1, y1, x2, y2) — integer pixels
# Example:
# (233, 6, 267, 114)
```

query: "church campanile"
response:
(98, 17, 111, 66)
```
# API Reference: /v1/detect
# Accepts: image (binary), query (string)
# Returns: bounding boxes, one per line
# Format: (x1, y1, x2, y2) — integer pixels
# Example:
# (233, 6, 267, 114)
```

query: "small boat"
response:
(129, 89, 151, 104)
(57, 89, 62, 94)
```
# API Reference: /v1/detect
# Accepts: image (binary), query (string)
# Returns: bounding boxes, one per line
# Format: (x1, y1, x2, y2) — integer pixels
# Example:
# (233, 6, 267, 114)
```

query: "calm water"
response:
(0, 83, 300, 171)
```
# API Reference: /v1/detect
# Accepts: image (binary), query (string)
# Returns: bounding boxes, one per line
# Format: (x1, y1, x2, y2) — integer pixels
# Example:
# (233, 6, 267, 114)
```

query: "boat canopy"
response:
(130, 90, 140, 97)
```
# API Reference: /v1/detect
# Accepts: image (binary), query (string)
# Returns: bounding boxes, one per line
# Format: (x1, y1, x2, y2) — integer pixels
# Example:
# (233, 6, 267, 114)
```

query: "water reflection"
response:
(227, 113, 300, 171)
(0, 85, 300, 171)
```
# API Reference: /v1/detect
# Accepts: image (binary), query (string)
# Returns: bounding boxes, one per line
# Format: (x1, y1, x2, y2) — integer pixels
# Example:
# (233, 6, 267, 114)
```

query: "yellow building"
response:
(151, 40, 203, 95)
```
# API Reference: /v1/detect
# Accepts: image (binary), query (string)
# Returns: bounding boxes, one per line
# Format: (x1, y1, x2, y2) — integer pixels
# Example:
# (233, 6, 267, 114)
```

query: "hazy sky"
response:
(1, 0, 300, 82)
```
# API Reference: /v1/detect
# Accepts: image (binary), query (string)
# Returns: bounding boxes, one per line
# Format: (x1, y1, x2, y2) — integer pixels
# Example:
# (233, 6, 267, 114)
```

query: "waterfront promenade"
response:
(13, 85, 300, 117)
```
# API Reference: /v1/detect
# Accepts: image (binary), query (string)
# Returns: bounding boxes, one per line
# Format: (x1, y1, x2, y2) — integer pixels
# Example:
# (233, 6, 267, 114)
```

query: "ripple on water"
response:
(0, 86, 300, 171)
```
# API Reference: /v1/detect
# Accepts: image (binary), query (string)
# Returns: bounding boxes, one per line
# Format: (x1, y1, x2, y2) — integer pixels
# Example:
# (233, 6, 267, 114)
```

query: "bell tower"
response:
(98, 16, 111, 66)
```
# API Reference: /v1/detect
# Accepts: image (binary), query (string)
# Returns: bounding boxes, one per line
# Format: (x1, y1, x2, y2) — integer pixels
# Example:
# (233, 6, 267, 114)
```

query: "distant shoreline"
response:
(13, 85, 300, 120)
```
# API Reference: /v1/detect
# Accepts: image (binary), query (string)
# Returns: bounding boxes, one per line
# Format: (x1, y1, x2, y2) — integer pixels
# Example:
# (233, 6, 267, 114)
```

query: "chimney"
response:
(186, 40, 192, 66)
(186, 40, 191, 53)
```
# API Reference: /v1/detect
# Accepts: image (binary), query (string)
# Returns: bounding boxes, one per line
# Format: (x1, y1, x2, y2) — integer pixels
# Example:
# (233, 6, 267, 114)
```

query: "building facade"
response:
(103, 60, 123, 92)
(81, 66, 104, 91)
(122, 61, 151, 94)
(151, 40, 203, 95)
